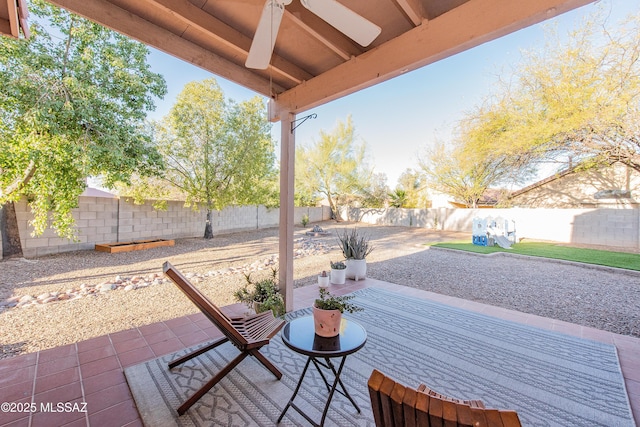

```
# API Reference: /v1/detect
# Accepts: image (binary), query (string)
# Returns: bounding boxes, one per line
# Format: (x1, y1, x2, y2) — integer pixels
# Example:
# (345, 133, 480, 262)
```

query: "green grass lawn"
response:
(430, 241, 640, 271)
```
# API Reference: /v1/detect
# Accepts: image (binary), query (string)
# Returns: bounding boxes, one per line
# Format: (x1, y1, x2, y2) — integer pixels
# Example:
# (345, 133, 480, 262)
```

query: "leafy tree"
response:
(396, 168, 429, 208)
(463, 9, 640, 174)
(419, 139, 523, 208)
(293, 189, 318, 207)
(0, 0, 166, 257)
(295, 116, 372, 220)
(137, 79, 277, 239)
(360, 172, 389, 208)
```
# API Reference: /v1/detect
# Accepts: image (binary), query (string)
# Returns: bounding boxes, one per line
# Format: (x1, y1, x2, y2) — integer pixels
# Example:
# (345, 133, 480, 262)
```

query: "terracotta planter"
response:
(330, 268, 346, 285)
(345, 259, 367, 280)
(312, 305, 342, 337)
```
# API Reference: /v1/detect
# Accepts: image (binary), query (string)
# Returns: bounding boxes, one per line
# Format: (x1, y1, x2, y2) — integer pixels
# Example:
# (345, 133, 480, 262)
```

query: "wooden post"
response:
(279, 111, 295, 312)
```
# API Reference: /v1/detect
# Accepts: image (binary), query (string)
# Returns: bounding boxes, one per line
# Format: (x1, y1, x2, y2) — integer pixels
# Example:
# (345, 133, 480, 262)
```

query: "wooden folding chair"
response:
(163, 261, 286, 415)
(368, 369, 522, 427)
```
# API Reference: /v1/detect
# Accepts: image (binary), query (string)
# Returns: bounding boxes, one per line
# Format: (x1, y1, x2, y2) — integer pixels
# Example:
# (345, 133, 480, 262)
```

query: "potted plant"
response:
(233, 269, 285, 317)
(318, 270, 330, 288)
(337, 228, 373, 280)
(329, 260, 346, 285)
(312, 288, 363, 337)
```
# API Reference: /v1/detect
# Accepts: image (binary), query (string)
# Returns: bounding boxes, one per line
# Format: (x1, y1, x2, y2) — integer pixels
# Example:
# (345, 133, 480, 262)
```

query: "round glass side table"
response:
(277, 316, 367, 427)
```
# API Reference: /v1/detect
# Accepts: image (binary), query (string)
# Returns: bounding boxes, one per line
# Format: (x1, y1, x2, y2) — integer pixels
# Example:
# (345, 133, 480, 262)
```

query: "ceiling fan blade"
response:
(300, 0, 381, 47)
(245, 0, 289, 69)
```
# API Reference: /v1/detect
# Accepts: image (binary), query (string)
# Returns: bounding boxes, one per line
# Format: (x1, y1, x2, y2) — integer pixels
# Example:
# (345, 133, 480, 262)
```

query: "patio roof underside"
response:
(46, 0, 594, 121)
(0, 0, 29, 39)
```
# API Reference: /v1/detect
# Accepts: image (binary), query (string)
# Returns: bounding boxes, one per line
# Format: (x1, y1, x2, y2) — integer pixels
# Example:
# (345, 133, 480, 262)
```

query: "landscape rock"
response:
(0, 236, 332, 311)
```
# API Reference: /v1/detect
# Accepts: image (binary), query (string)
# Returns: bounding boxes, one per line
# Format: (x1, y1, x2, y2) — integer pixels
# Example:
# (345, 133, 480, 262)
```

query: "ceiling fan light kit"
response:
(245, 0, 381, 70)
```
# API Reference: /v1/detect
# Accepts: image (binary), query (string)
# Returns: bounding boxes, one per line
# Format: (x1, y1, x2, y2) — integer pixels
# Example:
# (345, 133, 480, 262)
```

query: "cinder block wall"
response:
(341, 206, 640, 250)
(10, 197, 331, 258)
(118, 200, 206, 242)
(14, 197, 119, 257)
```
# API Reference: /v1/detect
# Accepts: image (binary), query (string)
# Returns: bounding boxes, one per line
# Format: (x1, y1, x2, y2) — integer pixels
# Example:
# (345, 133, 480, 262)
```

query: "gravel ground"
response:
(1, 221, 639, 359)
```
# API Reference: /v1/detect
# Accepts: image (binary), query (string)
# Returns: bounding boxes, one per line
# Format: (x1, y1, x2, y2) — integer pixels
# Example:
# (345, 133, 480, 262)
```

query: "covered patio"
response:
(2, 0, 638, 425)
(1, 278, 638, 426)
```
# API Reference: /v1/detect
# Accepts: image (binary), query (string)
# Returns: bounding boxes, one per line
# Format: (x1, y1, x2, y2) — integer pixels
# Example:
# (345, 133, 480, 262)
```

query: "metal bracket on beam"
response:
(290, 113, 317, 133)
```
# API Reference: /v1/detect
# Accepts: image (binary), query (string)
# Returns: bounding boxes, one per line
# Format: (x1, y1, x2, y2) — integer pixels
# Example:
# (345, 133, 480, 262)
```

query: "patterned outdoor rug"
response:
(125, 287, 634, 426)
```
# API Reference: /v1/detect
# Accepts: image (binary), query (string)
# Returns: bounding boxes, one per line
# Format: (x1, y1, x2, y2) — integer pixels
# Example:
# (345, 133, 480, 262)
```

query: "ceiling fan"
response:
(245, 0, 381, 69)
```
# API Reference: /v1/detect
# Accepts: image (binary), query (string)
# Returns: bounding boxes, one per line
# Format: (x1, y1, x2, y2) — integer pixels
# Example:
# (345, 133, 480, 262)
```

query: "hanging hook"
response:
(291, 113, 317, 133)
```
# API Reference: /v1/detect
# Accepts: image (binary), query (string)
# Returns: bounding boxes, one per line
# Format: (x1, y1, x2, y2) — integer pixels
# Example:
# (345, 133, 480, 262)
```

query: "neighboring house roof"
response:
(81, 187, 117, 198)
(509, 165, 579, 199)
(478, 188, 503, 206)
(509, 160, 639, 208)
(430, 188, 503, 209)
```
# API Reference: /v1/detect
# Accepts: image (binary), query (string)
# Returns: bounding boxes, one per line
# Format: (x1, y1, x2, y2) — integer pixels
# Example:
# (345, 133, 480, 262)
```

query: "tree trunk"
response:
(327, 194, 343, 221)
(1, 201, 24, 259)
(204, 208, 213, 239)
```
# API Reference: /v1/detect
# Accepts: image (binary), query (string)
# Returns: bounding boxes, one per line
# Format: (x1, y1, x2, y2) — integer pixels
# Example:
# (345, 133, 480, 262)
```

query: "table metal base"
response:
(277, 355, 361, 427)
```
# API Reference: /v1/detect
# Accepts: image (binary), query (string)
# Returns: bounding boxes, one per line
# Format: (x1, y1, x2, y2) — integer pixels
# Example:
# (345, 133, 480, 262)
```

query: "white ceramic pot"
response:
(345, 259, 367, 280)
(312, 305, 342, 337)
(330, 268, 346, 285)
(318, 274, 330, 288)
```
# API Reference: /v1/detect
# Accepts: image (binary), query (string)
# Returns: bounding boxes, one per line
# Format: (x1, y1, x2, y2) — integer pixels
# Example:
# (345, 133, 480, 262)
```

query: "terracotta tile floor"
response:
(0, 279, 638, 426)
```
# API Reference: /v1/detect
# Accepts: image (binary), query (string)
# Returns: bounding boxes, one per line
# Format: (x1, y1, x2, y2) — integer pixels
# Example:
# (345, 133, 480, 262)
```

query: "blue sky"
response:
(145, 0, 638, 188)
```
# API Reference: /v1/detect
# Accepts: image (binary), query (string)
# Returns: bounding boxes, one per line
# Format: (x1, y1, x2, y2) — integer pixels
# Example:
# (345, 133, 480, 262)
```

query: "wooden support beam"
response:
(16, 0, 28, 38)
(394, 0, 423, 26)
(278, 111, 295, 312)
(6, 0, 18, 37)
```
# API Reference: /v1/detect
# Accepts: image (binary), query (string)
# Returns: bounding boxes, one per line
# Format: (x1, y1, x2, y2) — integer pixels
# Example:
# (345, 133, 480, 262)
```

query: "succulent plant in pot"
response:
(329, 260, 347, 285)
(318, 270, 330, 288)
(336, 228, 373, 280)
(233, 268, 285, 317)
(312, 288, 363, 337)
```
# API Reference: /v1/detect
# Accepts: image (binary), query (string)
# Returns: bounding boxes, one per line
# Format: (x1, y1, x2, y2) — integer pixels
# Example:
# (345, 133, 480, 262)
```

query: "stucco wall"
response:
(10, 198, 331, 258)
(341, 206, 640, 250)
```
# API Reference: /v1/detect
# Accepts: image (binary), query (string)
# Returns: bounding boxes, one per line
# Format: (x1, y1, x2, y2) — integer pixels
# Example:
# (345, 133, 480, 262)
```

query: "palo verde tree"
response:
(148, 79, 276, 239)
(419, 141, 506, 208)
(419, 124, 534, 208)
(0, 0, 166, 258)
(360, 172, 390, 208)
(462, 8, 640, 175)
(295, 116, 372, 220)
